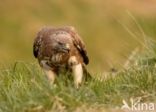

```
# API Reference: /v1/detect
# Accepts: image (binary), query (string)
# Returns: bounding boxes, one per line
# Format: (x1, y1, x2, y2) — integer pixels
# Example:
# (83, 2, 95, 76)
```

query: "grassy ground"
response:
(0, 1, 156, 111)
(0, 39, 156, 112)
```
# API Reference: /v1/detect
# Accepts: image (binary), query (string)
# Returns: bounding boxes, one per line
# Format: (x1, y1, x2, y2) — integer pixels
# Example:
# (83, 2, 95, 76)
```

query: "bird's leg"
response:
(72, 63, 83, 88)
(41, 60, 56, 85)
(44, 69, 56, 85)
(68, 56, 83, 88)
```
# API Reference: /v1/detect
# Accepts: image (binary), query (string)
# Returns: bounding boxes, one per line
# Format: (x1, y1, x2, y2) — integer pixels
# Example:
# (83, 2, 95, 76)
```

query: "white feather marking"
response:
(65, 44, 70, 49)
(77, 45, 81, 49)
(51, 54, 63, 63)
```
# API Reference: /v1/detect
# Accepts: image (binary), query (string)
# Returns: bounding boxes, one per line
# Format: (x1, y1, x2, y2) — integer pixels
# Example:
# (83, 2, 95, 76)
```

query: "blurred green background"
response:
(0, 0, 156, 73)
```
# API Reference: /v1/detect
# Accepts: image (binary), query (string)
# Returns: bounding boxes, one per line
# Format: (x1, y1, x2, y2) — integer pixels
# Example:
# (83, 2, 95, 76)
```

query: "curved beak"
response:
(58, 44, 70, 53)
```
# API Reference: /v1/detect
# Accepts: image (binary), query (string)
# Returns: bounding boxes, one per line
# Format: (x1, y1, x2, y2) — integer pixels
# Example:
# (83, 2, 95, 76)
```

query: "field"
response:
(0, 0, 156, 112)
(0, 40, 156, 112)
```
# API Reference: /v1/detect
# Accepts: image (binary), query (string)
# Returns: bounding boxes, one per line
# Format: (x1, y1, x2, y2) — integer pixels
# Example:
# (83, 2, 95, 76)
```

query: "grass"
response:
(0, 1, 156, 111)
(0, 39, 156, 112)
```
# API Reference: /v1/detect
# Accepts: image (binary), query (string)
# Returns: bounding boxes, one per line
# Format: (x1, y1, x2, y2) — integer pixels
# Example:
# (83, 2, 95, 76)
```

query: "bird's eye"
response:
(58, 42, 63, 45)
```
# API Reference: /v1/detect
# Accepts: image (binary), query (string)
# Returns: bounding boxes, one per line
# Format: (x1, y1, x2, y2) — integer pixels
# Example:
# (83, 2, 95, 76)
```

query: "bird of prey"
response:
(33, 26, 90, 88)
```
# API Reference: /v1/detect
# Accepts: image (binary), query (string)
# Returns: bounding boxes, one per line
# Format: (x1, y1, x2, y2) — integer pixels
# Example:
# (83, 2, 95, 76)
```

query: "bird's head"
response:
(53, 42, 70, 53)
(51, 31, 72, 53)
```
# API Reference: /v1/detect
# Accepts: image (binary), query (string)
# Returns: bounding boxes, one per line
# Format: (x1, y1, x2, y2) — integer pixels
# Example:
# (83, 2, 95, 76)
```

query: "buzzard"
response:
(33, 26, 90, 88)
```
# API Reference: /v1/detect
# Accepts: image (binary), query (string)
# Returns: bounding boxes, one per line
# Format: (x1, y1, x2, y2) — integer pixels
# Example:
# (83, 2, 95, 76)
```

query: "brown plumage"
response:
(33, 26, 90, 88)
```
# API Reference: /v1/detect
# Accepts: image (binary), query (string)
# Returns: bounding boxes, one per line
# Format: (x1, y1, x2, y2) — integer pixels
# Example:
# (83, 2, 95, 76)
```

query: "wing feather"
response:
(33, 27, 51, 58)
(64, 26, 89, 65)
(33, 30, 43, 58)
(33, 37, 40, 58)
